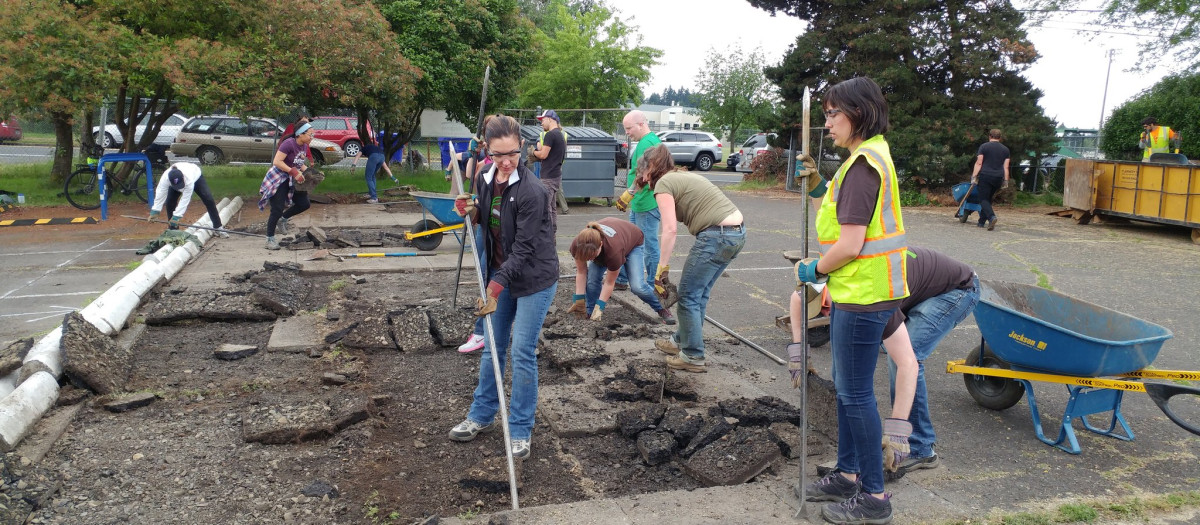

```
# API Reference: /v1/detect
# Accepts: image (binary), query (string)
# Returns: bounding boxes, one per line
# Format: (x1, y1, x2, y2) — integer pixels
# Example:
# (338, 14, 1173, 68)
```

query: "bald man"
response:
(616, 110, 672, 324)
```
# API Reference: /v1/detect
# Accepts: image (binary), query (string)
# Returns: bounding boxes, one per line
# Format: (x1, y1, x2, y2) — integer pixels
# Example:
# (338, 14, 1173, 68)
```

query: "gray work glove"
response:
(882, 418, 913, 472)
(787, 343, 806, 389)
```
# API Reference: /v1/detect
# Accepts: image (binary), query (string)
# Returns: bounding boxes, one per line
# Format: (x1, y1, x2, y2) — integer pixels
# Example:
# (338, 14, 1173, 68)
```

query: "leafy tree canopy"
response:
(693, 46, 776, 153)
(1026, 0, 1200, 72)
(1100, 71, 1200, 160)
(749, 0, 1058, 184)
(516, 1, 661, 129)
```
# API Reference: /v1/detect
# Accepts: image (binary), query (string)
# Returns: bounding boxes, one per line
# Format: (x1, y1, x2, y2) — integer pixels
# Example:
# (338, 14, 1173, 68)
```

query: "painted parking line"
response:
(0, 306, 76, 324)
(0, 248, 130, 257)
(3, 291, 104, 299)
(0, 239, 110, 300)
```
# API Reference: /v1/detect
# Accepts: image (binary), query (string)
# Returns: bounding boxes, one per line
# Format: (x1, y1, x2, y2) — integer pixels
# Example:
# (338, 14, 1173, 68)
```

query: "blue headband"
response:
(295, 122, 312, 137)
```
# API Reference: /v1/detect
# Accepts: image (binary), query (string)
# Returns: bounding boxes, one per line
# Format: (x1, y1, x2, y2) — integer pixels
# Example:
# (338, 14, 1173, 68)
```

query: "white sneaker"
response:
(277, 217, 289, 234)
(265, 236, 280, 251)
(216, 227, 230, 239)
(458, 333, 485, 353)
(448, 419, 496, 442)
(511, 439, 530, 459)
(366, 198, 379, 204)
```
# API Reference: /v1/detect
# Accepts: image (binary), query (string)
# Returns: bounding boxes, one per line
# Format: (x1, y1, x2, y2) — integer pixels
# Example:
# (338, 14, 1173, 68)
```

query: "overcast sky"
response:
(605, 0, 1180, 130)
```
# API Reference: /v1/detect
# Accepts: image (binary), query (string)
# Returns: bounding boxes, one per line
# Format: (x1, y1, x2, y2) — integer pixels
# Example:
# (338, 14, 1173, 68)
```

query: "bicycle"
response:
(63, 143, 150, 210)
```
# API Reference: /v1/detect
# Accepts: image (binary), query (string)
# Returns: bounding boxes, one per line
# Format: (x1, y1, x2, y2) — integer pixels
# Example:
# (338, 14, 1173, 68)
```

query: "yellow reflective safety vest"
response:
(816, 135, 909, 305)
(1141, 126, 1173, 160)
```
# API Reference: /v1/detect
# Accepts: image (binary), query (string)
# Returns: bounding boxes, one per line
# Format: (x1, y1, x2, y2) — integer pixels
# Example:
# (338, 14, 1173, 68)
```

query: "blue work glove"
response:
(169, 215, 183, 227)
(794, 258, 827, 285)
(882, 418, 913, 472)
(147, 210, 160, 222)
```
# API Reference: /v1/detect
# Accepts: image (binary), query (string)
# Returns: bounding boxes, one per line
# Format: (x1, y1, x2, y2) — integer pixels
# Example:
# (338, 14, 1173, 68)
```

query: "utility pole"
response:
(1098, 49, 1115, 130)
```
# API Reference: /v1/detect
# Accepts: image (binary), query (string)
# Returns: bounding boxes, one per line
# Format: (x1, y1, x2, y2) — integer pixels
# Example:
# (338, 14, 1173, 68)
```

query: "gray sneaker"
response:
(804, 471, 860, 502)
(215, 227, 230, 239)
(448, 419, 496, 442)
(657, 309, 677, 325)
(885, 452, 939, 482)
(821, 492, 893, 525)
(277, 217, 289, 234)
(511, 439, 530, 459)
(265, 236, 280, 251)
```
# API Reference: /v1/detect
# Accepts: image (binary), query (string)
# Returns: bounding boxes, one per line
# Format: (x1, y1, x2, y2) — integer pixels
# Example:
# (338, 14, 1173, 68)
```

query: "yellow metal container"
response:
(1064, 158, 1200, 243)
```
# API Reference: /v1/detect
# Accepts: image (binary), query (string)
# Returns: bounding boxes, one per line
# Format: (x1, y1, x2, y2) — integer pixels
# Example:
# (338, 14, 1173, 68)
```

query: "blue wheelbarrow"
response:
(952, 182, 981, 223)
(947, 280, 1200, 454)
(406, 191, 465, 251)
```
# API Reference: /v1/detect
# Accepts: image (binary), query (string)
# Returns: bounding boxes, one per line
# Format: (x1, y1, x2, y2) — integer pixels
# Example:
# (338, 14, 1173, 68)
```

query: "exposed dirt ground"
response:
(7, 261, 807, 524)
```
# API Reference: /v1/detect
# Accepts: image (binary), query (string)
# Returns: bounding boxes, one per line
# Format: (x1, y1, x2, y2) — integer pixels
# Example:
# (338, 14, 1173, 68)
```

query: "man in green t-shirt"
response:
(614, 110, 671, 324)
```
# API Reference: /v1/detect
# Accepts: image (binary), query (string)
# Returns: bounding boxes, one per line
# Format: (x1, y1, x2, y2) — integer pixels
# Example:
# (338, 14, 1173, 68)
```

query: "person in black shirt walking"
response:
(970, 129, 1010, 231)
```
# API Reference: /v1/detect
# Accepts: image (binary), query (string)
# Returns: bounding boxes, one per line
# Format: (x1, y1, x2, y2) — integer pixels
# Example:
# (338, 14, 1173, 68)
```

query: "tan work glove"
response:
(653, 264, 670, 301)
(882, 418, 913, 472)
(614, 188, 635, 212)
(567, 295, 587, 319)
(454, 194, 476, 218)
(475, 281, 503, 317)
(590, 305, 604, 321)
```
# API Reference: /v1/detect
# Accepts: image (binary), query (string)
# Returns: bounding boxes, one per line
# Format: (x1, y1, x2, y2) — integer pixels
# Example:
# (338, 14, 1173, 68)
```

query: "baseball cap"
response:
(535, 109, 559, 122)
(167, 168, 186, 191)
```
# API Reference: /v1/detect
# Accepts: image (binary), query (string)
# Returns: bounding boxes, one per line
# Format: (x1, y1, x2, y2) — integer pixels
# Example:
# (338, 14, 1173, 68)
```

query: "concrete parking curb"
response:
(0, 196, 243, 451)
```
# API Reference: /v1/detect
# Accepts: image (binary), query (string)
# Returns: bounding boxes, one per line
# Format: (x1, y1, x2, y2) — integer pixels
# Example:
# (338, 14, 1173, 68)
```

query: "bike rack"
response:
(97, 153, 154, 220)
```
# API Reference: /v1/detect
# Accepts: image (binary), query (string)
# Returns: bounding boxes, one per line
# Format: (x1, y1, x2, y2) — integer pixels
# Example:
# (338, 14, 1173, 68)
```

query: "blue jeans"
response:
(617, 208, 661, 290)
(364, 152, 384, 199)
(675, 228, 746, 363)
(587, 244, 663, 313)
(885, 275, 980, 458)
(830, 306, 894, 495)
(466, 279, 557, 441)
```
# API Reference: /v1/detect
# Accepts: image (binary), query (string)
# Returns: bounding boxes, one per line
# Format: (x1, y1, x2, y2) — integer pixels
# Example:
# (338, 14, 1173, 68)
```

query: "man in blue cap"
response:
(149, 161, 229, 238)
(530, 109, 568, 224)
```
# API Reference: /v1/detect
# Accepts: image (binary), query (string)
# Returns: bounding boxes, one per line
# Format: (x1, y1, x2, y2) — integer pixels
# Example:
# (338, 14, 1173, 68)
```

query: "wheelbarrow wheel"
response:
(963, 344, 1025, 411)
(410, 219, 444, 251)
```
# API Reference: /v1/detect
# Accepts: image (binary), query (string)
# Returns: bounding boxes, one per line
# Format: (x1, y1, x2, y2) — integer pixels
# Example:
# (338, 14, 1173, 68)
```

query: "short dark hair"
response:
(484, 115, 521, 143)
(989, 129, 1003, 139)
(823, 77, 889, 141)
(1141, 117, 1157, 126)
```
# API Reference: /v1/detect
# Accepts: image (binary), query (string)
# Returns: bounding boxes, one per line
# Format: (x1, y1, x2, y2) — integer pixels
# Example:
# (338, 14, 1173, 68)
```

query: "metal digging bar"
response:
(795, 85, 813, 517)
(120, 215, 267, 238)
(448, 141, 521, 510)
(453, 65, 491, 308)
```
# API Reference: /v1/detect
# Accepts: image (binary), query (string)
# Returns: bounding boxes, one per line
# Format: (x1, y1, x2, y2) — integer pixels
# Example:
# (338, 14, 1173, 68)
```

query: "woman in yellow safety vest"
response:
(794, 77, 912, 525)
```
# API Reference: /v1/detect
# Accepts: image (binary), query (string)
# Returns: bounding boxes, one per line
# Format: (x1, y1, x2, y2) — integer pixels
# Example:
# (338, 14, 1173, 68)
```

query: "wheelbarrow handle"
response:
(1144, 382, 1200, 437)
(955, 182, 976, 218)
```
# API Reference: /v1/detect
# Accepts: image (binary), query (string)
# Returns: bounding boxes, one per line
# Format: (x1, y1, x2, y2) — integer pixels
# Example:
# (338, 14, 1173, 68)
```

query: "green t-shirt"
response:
(626, 132, 662, 212)
(654, 171, 739, 236)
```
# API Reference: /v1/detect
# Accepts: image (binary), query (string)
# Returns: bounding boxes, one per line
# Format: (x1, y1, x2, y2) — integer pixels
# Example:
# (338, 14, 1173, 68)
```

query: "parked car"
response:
(655, 130, 723, 171)
(726, 151, 741, 171)
(310, 116, 373, 158)
(170, 115, 344, 166)
(736, 132, 776, 172)
(92, 113, 189, 148)
(0, 117, 21, 143)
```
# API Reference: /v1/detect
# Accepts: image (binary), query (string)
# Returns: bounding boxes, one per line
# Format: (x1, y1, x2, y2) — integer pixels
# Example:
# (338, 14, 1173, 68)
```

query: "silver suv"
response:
(656, 130, 723, 171)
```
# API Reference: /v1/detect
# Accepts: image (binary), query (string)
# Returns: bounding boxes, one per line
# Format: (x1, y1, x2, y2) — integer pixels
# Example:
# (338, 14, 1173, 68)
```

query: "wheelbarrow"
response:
(946, 280, 1200, 454)
(952, 182, 981, 223)
(405, 191, 466, 251)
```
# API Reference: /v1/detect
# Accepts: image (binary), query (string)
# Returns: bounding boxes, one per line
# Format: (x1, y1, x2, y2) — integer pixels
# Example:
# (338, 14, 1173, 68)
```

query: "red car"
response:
(310, 116, 373, 158)
(0, 117, 21, 143)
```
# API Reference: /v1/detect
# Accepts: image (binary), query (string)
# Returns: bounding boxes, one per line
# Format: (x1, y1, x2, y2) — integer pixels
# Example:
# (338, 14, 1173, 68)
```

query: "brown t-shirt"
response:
(882, 246, 976, 337)
(831, 156, 900, 313)
(488, 179, 508, 269)
(569, 217, 645, 271)
(653, 172, 739, 235)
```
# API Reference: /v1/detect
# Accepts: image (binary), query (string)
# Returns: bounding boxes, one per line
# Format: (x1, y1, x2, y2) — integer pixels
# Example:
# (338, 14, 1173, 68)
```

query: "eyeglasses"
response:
(824, 109, 843, 119)
(488, 150, 521, 160)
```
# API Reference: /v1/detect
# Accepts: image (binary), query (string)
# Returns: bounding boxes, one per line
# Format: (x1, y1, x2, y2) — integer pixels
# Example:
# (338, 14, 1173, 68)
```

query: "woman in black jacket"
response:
(447, 115, 559, 460)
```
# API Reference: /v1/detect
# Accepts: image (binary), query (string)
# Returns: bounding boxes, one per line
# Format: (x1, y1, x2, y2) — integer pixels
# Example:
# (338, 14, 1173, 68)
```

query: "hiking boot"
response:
(821, 492, 893, 525)
(265, 236, 280, 251)
(655, 338, 680, 356)
(511, 439, 530, 460)
(657, 309, 677, 325)
(448, 419, 496, 442)
(215, 227, 230, 239)
(987, 218, 998, 231)
(277, 217, 289, 234)
(804, 471, 860, 502)
(458, 333, 485, 353)
(613, 282, 629, 291)
(885, 452, 940, 482)
(666, 354, 706, 373)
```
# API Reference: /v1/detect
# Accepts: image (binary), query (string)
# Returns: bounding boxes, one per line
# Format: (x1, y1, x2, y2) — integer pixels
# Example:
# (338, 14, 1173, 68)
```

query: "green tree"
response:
(377, 0, 537, 155)
(1100, 71, 1200, 160)
(516, 2, 661, 129)
(751, 0, 1058, 184)
(1028, 0, 1200, 71)
(0, 0, 125, 180)
(693, 46, 776, 154)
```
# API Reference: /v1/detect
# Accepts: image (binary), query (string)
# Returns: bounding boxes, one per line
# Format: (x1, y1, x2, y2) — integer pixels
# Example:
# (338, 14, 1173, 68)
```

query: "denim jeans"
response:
(830, 305, 893, 495)
(675, 228, 745, 363)
(364, 152, 384, 199)
(466, 279, 557, 441)
(587, 244, 663, 313)
(617, 208, 661, 288)
(885, 275, 980, 458)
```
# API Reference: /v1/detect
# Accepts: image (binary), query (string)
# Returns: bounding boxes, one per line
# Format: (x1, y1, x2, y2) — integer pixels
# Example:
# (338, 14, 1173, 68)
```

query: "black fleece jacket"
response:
(472, 165, 559, 298)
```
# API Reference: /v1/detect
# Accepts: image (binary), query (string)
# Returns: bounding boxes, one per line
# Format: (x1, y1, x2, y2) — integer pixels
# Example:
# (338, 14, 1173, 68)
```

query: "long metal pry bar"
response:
(795, 86, 812, 519)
